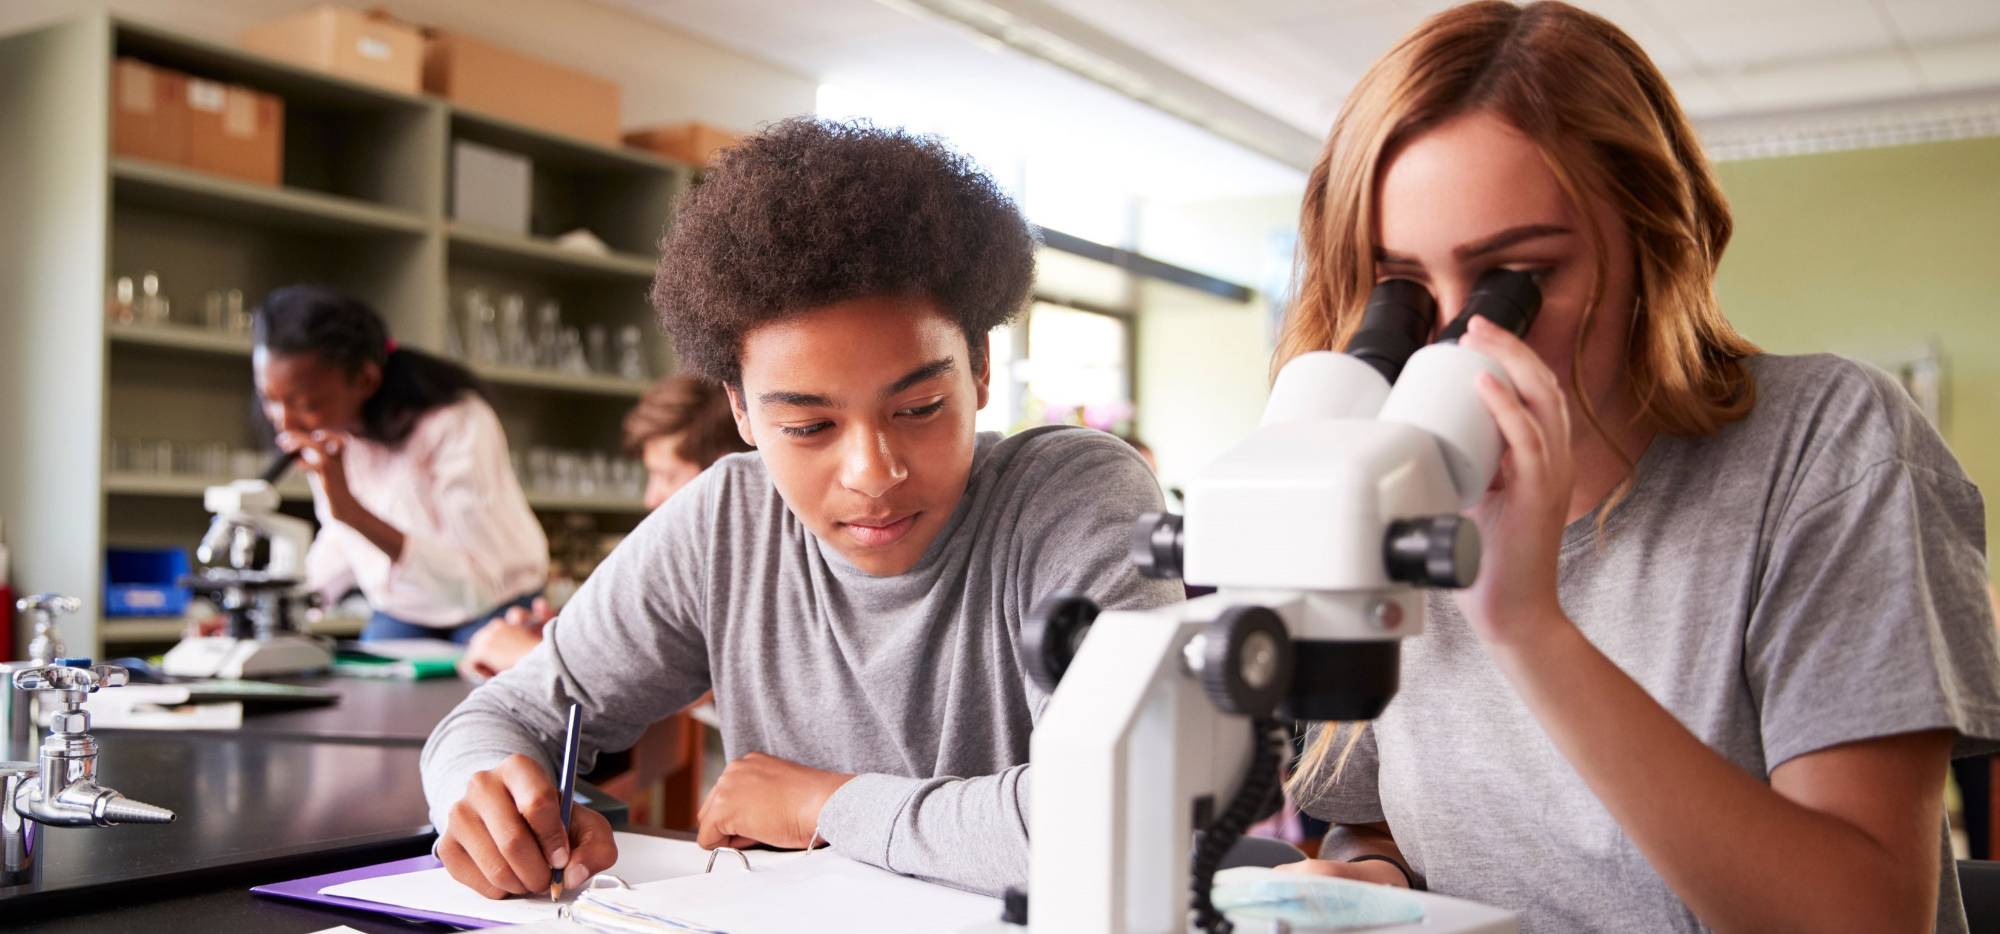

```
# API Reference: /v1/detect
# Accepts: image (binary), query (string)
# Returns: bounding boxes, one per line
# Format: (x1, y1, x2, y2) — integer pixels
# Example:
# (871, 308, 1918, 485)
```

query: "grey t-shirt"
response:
(1302, 353, 1999, 933)
(421, 427, 1181, 895)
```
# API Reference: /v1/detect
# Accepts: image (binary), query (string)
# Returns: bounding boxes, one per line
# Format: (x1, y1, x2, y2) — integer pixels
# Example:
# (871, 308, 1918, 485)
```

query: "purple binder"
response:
(250, 854, 501, 929)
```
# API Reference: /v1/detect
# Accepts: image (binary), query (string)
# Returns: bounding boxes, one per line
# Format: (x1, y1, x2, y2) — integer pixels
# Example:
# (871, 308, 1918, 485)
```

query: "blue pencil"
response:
(552, 701, 582, 900)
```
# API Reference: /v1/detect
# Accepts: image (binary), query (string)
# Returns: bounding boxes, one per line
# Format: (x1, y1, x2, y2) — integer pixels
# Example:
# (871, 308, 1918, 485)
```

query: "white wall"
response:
(0, 0, 818, 129)
(1133, 280, 1272, 492)
(1131, 192, 1301, 490)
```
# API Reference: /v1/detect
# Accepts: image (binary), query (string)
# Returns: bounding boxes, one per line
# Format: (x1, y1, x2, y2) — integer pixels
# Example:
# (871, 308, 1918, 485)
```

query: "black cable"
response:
(1189, 717, 1289, 934)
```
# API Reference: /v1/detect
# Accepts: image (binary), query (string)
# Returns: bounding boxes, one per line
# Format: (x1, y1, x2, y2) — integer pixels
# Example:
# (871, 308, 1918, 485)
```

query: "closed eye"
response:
(778, 421, 833, 438)
(897, 399, 947, 418)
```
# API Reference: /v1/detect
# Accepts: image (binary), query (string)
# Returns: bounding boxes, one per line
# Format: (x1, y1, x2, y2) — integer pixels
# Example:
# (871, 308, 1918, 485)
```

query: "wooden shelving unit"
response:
(471, 362, 653, 398)
(113, 158, 429, 236)
(445, 225, 660, 280)
(0, 13, 686, 654)
(102, 613, 366, 644)
(107, 323, 254, 357)
(104, 473, 313, 501)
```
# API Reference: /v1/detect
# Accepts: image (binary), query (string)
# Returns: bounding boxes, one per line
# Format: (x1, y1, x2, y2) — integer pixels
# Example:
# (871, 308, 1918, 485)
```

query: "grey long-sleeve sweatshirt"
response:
(419, 426, 1183, 895)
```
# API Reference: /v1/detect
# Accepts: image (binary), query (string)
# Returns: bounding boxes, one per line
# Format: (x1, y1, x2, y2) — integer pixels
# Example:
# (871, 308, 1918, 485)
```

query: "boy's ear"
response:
(973, 333, 992, 411)
(724, 382, 756, 447)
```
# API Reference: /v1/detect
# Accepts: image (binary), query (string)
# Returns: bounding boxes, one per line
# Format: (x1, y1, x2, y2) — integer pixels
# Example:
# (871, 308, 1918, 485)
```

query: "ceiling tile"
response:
(1568, 0, 1700, 75)
(1718, 45, 1922, 109)
(1651, 0, 1890, 70)
(1912, 34, 2000, 90)
(1268, 6, 1426, 68)
(1880, 0, 2000, 44)
(1663, 71, 1736, 118)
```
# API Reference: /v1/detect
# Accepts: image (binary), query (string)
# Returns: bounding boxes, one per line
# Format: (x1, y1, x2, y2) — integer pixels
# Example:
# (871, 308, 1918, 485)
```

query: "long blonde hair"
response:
(1284, 1, 1760, 799)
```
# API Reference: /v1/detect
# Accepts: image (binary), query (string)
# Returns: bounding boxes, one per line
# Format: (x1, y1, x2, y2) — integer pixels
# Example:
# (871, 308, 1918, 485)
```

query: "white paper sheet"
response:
(579, 851, 999, 933)
(319, 832, 788, 925)
(82, 685, 243, 730)
(345, 637, 463, 661)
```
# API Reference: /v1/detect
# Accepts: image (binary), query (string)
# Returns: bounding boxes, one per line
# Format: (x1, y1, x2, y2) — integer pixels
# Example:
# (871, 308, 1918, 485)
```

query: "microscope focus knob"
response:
(1129, 512, 1184, 580)
(1200, 606, 1294, 717)
(1020, 592, 1100, 693)
(1384, 515, 1481, 589)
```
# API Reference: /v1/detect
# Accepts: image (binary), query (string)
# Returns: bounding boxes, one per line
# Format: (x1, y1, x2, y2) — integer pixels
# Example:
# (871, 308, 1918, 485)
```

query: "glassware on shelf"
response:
(149, 439, 174, 474)
(231, 448, 263, 480)
(534, 300, 562, 369)
(556, 327, 588, 375)
(199, 441, 230, 477)
(585, 324, 609, 375)
(106, 276, 136, 325)
(225, 289, 249, 335)
(500, 293, 532, 367)
(463, 288, 500, 365)
(517, 445, 648, 505)
(202, 290, 225, 331)
(527, 447, 554, 494)
(443, 304, 464, 359)
(137, 272, 170, 326)
(616, 325, 647, 381)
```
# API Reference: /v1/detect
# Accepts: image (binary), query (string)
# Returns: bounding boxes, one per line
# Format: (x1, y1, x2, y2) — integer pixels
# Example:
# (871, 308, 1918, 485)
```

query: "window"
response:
(1020, 302, 1131, 433)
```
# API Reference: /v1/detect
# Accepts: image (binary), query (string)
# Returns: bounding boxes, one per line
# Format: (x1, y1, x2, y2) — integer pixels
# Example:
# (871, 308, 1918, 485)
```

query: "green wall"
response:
(1713, 136, 2000, 579)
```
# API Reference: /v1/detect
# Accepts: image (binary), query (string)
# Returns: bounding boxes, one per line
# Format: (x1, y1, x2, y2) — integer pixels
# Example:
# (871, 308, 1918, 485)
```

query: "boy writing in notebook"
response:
(421, 117, 1181, 898)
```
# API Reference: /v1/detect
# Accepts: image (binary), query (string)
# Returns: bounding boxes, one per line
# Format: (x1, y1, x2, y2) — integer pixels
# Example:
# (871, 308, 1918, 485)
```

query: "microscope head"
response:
(201, 477, 282, 517)
(193, 479, 313, 585)
(1142, 271, 1540, 714)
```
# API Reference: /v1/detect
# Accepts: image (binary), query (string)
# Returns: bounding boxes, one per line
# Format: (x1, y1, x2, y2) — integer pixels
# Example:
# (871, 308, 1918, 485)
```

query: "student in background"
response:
(457, 375, 751, 679)
(1276, 4, 1998, 933)
(252, 286, 548, 644)
(422, 118, 1180, 900)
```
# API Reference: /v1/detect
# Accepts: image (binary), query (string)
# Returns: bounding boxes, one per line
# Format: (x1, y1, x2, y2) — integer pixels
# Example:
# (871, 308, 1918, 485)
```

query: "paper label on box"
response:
(356, 36, 392, 61)
(187, 79, 225, 113)
(118, 62, 155, 113)
(223, 91, 258, 137)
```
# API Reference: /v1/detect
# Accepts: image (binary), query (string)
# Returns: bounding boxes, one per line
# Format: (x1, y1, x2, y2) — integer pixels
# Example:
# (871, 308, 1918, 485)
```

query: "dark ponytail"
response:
(252, 285, 487, 448)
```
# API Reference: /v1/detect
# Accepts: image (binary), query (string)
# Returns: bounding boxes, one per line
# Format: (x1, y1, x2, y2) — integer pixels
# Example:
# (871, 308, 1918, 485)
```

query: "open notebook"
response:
(312, 833, 999, 931)
(562, 850, 999, 933)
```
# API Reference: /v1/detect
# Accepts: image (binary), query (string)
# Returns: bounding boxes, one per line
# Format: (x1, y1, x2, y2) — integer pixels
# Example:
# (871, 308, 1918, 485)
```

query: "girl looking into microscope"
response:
(1277, 4, 1999, 933)
(251, 285, 548, 644)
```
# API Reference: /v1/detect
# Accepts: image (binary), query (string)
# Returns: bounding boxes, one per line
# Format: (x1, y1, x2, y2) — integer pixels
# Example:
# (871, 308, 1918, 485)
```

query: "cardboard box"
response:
(186, 79, 284, 186)
(452, 140, 531, 235)
(112, 58, 188, 166)
(624, 122, 742, 167)
(421, 31, 620, 145)
(240, 5, 423, 94)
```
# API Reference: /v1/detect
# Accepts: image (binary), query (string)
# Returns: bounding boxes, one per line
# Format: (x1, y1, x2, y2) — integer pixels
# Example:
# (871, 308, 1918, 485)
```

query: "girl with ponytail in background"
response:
(252, 285, 547, 644)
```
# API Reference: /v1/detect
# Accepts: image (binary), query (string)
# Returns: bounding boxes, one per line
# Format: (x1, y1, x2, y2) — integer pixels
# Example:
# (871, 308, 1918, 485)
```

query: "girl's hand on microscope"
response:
(279, 430, 359, 523)
(1455, 315, 1573, 651)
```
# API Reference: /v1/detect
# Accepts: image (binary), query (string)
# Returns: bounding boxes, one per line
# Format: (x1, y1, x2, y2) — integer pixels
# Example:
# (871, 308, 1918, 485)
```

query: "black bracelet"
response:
(1347, 853, 1422, 890)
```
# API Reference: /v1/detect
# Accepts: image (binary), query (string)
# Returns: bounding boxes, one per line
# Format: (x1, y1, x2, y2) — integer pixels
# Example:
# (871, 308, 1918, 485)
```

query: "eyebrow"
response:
(1375, 223, 1574, 265)
(756, 357, 957, 410)
(884, 357, 956, 397)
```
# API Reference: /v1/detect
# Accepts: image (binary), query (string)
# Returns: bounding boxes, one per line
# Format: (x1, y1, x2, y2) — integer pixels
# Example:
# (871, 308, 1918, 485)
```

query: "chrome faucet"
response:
(17, 593, 77, 665)
(1, 658, 175, 886)
(4, 593, 79, 764)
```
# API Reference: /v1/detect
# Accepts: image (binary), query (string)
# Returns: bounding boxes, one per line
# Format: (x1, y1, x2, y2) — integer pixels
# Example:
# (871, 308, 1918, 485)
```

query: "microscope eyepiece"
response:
(1347, 278, 1436, 385)
(259, 449, 300, 485)
(1437, 267, 1541, 343)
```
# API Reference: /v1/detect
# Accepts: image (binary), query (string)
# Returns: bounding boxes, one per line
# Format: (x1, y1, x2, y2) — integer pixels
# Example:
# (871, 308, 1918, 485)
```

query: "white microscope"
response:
(162, 453, 333, 678)
(1003, 269, 1541, 933)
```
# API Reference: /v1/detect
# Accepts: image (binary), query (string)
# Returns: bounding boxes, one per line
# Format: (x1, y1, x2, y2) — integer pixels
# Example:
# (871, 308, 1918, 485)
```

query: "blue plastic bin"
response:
(104, 547, 191, 617)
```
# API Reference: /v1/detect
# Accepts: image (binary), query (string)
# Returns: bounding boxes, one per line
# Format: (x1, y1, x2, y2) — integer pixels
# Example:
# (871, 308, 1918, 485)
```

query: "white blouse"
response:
(303, 395, 548, 627)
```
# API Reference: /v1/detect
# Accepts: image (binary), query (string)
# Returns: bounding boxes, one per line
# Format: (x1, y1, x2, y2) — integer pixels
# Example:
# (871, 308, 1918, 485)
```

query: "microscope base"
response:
(161, 635, 332, 679)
